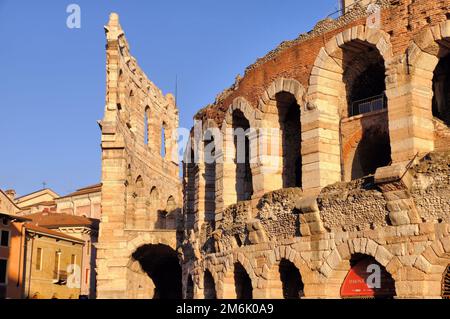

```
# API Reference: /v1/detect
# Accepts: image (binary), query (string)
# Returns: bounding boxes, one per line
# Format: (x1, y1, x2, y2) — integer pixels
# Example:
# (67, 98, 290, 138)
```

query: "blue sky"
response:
(0, 0, 338, 197)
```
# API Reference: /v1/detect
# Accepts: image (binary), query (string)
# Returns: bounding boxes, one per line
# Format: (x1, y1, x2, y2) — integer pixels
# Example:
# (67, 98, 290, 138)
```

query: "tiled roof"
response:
(25, 224, 84, 243)
(26, 211, 99, 229)
(0, 212, 31, 222)
(57, 183, 102, 199)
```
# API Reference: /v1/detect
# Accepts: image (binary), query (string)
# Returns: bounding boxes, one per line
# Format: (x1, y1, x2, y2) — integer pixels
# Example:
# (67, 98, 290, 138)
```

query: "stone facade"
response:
(180, 0, 450, 299)
(96, 13, 182, 299)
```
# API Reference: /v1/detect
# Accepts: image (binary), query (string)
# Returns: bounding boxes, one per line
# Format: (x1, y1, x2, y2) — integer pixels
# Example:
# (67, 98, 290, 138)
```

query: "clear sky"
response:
(0, 0, 339, 197)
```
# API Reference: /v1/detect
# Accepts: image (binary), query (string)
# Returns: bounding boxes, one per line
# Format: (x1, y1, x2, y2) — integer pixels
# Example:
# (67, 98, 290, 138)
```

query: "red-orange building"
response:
(0, 212, 30, 299)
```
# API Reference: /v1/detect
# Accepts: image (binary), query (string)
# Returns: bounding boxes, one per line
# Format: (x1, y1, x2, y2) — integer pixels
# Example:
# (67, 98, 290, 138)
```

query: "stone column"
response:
(386, 46, 436, 165)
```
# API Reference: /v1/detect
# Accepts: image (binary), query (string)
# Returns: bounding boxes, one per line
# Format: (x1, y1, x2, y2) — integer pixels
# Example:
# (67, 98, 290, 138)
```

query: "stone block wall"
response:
(181, 0, 450, 299)
(96, 13, 182, 299)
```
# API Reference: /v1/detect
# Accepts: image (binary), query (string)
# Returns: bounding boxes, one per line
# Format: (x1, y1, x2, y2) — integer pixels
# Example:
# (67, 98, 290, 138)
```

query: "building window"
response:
(53, 251, 61, 281)
(0, 259, 7, 285)
(36, 248, 43, 271)
(0, 230, 9, 247)
(85, 269, 89, 285)
(87, 240, 90, 256)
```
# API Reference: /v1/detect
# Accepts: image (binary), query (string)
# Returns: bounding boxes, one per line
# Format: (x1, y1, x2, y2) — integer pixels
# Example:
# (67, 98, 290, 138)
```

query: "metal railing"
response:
(350, 93, 386, 117)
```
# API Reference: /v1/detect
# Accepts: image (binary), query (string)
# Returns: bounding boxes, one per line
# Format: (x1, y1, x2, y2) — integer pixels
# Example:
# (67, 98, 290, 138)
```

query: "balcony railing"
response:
(350, 93, 387, 117)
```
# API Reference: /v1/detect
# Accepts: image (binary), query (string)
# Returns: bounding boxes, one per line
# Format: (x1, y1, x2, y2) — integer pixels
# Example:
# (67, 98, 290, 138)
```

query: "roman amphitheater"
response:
(96, 0, 450, 299)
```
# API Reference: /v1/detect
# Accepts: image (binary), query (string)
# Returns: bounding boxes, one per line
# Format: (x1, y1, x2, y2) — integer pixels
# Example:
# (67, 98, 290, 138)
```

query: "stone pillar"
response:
(96, 148, 129, 298)
(301, 106, 341, 191)
(252, 124, 283, 198)
(386, 55, 436, 164)
(221, 123, 238, 207)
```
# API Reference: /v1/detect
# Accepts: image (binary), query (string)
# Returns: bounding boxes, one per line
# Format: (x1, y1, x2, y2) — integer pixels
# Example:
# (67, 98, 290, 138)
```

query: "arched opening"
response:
(432, 53, 450, 126)
(341, 41, 391, 180)
(144, 106, 150, 145)
(276, 92, 301, 188)
(161, 122, 167, 158)
(185, 147, 197, 231)
(351, 126, 391, 179)
(340, 254, 396, 299)
(232, 110, 253, 201)
(344, 45, 387, 117)
(234, 262, 252, 299)
(204, 270, 216, 299)
(443, 264, 450, 299)
(163, 196, 177, 229)
(131, 244, 182, 299)
(204, 133, 216, 222)
(186, 275, 194, 299)
(134, 176, 146, 226)
(279, 259, 304, 299)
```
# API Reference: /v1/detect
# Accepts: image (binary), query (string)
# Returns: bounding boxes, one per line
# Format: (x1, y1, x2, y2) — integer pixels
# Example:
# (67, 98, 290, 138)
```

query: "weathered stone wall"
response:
(96, 13, 182, 299)
(411, 151, 450, 222)
(318, 179, 388, 232)
(184, 151, 450, 299)
(181, 0, 450, 299)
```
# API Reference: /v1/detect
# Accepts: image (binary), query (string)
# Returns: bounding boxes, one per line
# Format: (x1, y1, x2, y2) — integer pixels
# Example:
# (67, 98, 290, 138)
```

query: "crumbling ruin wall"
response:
(318, 179, 388, 232)
(96, 13, 182, 299)
(411, 151, 450, 222)
(186, 151, 450, 299)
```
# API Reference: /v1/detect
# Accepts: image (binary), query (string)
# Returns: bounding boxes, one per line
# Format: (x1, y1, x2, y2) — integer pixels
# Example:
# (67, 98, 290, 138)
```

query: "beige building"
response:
(15, 189, 59, 211)
(55, 184, 101, 220)
(26, 211, 98, 298)
(1, 185, 100, 298)
(22, 224, 84, 299)
(0, 190, 21, 215)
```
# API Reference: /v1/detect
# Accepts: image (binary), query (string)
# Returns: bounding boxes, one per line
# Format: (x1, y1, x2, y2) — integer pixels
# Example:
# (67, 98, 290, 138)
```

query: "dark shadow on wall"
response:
(132, 243, 182, 299)
(433, 52, 450, 126)
(276, 92, 302, 188)
(279, 259, 304, 299)
(204, 270, 217, 299)
(234, 262, 252, 299)
(233, 110, 253, 202)
(351, 123, 391, 180)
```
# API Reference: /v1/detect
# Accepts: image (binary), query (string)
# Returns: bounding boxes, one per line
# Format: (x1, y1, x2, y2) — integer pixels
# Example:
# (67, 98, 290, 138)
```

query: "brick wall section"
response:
(196, 0, 450, 125)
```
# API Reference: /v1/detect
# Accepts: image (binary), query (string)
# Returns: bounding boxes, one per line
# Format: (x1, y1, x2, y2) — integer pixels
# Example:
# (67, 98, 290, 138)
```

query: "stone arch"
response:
(259, 78, 306, 109)
(220, 253, 257, 299)
(184, 141, 198, 232)
(308, 26, 393, 185)
(233, 262, 253, 299)
(266, 258, 304, 299)
(416, 234, 450, 298)
(260, 244, 318, 298)
(127, 241, 181, 299)
(408, 20, 450, 127)
(223, 97, 258, 129)
(309, 25, 393, 117)
(321, 238, 397, 298)
(340, 253, 396, 299)
(220, 97, 258, 204)
(185, 273, 194, 299)
(162, 195, 177, 229)
(161, 121, 167, 158)
(256, 78, 305, 192)
(202, 120, 219, 222)
(134, 176, 146, 227)
(203, 269, 217, 299)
